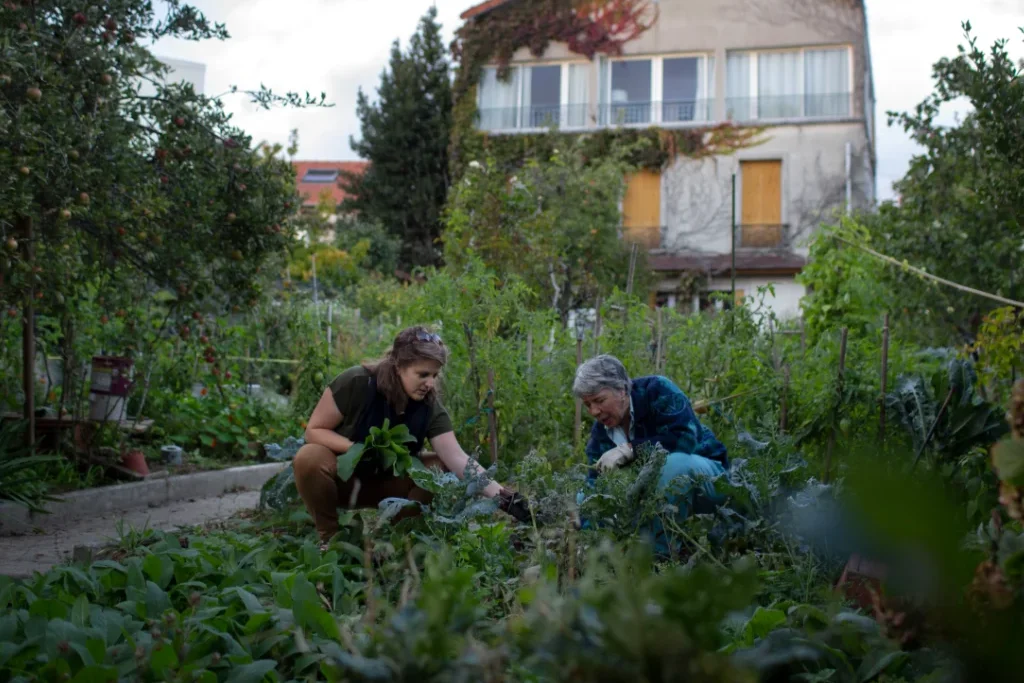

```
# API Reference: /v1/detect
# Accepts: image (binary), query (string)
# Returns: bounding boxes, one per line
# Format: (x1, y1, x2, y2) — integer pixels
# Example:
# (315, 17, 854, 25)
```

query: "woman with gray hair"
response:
(573, 354, 728, 552)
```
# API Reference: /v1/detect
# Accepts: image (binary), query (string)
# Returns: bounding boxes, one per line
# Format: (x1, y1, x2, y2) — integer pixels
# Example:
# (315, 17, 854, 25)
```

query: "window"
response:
(478, 63, 590, 131)
(727, 46, 851, 121)
(302, 169, 338, 183)
(604, 54, 714, 125)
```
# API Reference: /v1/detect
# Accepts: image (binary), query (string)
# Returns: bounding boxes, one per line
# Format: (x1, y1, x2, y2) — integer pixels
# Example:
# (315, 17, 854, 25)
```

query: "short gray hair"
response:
(572, 354, 632, 398)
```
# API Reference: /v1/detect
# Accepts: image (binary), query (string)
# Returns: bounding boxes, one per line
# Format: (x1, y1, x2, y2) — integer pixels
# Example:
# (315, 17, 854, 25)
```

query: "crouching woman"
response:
(293, 326, 529, 544)
(574, 354, 729, 553)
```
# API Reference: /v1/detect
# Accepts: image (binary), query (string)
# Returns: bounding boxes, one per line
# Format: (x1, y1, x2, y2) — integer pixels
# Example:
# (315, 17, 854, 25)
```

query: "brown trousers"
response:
(292, 443, 444, 541)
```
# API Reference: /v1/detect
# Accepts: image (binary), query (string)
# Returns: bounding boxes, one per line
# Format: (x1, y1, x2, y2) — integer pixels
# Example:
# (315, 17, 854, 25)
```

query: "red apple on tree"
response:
(73, 12, 87, 26)
(25, 87, 41, 102)
(5, 237, 17, 252)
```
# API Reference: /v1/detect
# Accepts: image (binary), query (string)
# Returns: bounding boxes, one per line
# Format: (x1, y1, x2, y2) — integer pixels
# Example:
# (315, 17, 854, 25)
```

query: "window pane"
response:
(663, 57, 699, 122)
(478, 66, 519, 130)
(610, 59, 651, 124)
(567, 64, 589, 127)
(758, 51, 801, 118)
(525, 65, 561, 127)
(726, 52, 751, 120)
(805, 48, 849, 117)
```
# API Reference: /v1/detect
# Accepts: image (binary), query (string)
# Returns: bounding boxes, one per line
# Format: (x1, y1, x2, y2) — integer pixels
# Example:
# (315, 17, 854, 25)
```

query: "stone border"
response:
(0, 462, 286, 537)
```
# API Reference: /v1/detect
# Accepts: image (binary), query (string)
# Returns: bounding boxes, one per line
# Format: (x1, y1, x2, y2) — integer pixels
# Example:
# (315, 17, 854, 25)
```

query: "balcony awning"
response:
(648, 251, 806, 276)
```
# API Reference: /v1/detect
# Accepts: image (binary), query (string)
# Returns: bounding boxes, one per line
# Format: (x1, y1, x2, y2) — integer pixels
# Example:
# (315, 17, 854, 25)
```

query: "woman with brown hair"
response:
(293, 325, 530, 545)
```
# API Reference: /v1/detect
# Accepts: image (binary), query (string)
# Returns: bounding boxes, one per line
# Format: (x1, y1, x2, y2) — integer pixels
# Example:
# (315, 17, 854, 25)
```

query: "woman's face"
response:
(398, 359, 442, 401)
(582, 387, 629, 428)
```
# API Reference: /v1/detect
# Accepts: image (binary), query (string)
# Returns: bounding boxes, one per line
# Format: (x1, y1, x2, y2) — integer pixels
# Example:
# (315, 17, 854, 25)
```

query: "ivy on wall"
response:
(449, 0, 764, 178)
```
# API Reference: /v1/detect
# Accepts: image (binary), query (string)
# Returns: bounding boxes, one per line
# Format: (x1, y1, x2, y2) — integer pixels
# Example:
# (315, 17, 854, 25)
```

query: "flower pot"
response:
(121, 448, 150, 476)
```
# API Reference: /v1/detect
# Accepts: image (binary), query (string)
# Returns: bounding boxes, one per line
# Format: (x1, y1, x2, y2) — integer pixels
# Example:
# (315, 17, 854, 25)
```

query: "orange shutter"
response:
(622, 170, 661, 249)
(740, 160, 783, 248)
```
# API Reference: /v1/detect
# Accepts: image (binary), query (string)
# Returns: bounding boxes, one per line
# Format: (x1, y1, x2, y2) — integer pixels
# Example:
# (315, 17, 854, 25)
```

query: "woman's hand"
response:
(303, 388, 355, 454)
(429, 431, 502, 497)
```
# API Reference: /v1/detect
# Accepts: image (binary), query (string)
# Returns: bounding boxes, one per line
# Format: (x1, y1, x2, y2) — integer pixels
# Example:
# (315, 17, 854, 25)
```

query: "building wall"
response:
(706, 275, 806, 320)
(137, 57, 206, 97)
(661, 121, 873, 256)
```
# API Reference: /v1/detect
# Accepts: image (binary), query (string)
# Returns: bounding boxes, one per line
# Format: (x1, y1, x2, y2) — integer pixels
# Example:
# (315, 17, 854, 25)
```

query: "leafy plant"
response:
(337, 419, 426, 481)
(0, 420, 60, 512)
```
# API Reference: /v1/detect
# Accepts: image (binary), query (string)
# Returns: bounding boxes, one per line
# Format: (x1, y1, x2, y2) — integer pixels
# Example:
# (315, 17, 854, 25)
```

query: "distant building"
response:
(291, 160, 369, 212)
(138, 56, 206, 96)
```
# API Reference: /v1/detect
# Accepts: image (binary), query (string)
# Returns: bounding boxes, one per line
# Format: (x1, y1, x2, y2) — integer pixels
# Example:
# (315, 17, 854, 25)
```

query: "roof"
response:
(292, 160, 368, 208)
(648, 250, 806, 276)
(460, 0, 516, 20)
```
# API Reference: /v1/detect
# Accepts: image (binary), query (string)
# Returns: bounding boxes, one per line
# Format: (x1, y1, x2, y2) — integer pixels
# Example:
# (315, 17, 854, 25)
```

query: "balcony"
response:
(476, 99, 715, 132)
(725, 93, 853, 122)
(737, 224, 789, 249)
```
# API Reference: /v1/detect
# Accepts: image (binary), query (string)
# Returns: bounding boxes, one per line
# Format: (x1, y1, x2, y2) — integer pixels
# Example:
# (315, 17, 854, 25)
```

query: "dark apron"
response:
(349, 375, 431, 479)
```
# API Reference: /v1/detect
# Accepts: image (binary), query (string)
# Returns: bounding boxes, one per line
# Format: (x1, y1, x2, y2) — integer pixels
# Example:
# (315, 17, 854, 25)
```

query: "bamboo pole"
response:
(879, 313, 890, 444)
(824, 327, 848, 483)
(626, 243, 639, 296)
(655, 306, 664, 372)
(574, 334, 584, 451)
(780, 365, 790, 434)
(19, 216, 34, 448)
(593, 296, 602, 357)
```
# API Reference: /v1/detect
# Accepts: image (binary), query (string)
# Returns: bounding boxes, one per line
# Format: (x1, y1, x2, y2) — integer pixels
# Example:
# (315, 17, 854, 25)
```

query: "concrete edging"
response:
(0, 462, 286, 537)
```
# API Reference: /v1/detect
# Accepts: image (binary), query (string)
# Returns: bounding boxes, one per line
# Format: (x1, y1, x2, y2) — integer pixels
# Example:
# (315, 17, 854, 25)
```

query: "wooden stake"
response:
(18, 216, 34, 448)
(780, 365, 790, 434)
(800, 318, 807, 355)
(824, 327, 848, 483)
(879, 313, 890, 444)
(626, 243, 639, 296)
(487, 369, 498, 466)
(657, 306, 666, 372)
(526, 332, 533, 367)
(574, 334, 584, 451)
(593, 296, 602, 357)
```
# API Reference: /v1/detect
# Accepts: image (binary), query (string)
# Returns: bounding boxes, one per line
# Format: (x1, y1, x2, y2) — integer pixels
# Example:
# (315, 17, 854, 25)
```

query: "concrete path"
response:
(0, 490, 262, 579)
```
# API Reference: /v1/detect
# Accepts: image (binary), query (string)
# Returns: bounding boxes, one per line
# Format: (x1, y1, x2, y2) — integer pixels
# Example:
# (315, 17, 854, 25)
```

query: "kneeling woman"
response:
(294, 326, 529, 543)
(574, 354, 729, 553)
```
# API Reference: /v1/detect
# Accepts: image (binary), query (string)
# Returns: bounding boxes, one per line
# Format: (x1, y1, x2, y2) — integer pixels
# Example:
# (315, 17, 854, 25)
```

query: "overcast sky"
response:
(152, 0, 1024, 202)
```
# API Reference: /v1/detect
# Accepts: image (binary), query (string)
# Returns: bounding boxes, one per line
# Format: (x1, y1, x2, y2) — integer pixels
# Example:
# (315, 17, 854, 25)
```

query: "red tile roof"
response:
(292, 160, 368, 208)
(649, 251, 806, 276)
(461, 0, 516, 20)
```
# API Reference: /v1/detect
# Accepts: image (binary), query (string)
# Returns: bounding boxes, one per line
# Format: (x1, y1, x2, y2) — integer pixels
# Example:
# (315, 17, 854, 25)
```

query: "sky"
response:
(152, 0, 1024, 202)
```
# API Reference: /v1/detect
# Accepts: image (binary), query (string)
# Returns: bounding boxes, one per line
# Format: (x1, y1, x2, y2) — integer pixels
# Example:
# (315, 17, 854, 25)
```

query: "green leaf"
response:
(144, 581, 172, 618)
(231, 587, 266, 615)
(337, 444, 364, 482)
(29, 598, 68, 620)
(742, 607, 787, 645)
(150, 644, 179, 676)
(143, 553, 175, 590)
(199, 434, 216, 447)
(225, 659, 278, 683)
(71, 665, 120, 683)
(857, 649, 909, 681)
(0, 613, 16, 641)
(71, 595, 90, 628)
(292, 574, 340, 640)
(992, 438, 1024, 486)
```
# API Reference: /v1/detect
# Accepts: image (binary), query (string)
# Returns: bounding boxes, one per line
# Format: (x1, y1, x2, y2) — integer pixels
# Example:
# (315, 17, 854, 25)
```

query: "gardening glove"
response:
(498, 487, 534, 525)
(596, 442, 634, 472)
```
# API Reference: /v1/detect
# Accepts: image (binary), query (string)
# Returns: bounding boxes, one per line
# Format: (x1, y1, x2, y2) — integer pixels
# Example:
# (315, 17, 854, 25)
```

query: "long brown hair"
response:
(362, 325, 449, 414)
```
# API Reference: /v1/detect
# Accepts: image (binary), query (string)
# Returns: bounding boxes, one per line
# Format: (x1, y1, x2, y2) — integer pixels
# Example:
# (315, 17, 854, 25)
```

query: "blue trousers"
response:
(578, 453, 726, 556)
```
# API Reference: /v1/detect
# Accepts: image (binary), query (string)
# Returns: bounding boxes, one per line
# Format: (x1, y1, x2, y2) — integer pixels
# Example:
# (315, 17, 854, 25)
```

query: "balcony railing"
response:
(601, 99, 714, 126)
(725, 93, 852, 121)
(477, 103, 589, 131)
(737, 223, 790, 249)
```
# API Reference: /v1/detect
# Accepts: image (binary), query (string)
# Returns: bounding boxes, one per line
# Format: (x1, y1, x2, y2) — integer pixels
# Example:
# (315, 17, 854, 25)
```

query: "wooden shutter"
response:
(740, 160, 782, 248)
(622, 170, 661, 249)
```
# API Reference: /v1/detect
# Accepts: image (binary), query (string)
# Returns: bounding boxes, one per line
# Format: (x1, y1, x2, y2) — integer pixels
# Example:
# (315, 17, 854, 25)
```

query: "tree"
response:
(863, 23, 1024, 343)
(340, 7, 451, 270)
(443, 139, 641, 323)
(0, 0, 326, 438)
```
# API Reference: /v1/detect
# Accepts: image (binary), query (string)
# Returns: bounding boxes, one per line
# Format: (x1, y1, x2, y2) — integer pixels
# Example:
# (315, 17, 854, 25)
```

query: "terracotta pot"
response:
(121, 448, 150, 476)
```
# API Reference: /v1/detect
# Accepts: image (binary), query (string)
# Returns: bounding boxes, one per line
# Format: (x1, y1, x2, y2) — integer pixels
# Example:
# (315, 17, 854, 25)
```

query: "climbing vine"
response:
(449, 0, 762, 177)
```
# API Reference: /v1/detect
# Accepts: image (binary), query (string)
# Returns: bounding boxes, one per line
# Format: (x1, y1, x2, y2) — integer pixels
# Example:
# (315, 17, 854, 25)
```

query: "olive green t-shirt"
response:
(327, 366, 453, 443)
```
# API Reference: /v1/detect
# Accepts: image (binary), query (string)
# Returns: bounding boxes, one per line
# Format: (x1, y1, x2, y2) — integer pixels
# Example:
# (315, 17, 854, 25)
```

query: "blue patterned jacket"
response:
(584, 375, 728, 480)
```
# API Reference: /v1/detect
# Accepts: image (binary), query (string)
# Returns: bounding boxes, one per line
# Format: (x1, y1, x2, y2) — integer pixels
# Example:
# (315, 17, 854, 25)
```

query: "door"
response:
(740, 160, 783, 248)
(622, 170, 661, 249)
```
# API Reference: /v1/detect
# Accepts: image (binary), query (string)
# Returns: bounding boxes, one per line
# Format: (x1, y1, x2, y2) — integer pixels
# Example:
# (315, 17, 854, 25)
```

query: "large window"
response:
(478, 63, 589, 131)
(604, 54, 714, 126)
(726, 47, 851, 121)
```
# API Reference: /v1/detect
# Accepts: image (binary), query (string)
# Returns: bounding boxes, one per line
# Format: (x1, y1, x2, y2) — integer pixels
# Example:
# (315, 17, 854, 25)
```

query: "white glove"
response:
(596, 443, 634, 472)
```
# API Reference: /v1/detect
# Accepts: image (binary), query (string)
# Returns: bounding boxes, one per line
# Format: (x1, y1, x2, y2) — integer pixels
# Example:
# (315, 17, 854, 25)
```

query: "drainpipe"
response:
(845, 142, 852, 213)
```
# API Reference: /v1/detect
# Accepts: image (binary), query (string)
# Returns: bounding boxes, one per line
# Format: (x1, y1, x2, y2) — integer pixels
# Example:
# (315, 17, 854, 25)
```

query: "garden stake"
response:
(824, 327, 848, 483)
(911, 383, 955, 469)
(655, 306, 664, 372)
(18, 215, 35, 448)
(780, 365, 790, 433)
(593, 295, 602, 357)
(487, 368, 498, 466)
(363, 534, 376, 625)
(526, 331, 533, 367)
(879, 313, 890, 443)
(800, 319, 807, 355)
(626, 242, 638, 296)
(574, 333, 584, 451)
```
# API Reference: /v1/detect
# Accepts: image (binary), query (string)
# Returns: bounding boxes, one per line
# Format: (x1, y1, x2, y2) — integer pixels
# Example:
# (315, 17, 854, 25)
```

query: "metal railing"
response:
(477, 99, 717, 131)
(725, 93, 852, 121)
(477, 103, 590, 131)
(737, 223, 790, 249)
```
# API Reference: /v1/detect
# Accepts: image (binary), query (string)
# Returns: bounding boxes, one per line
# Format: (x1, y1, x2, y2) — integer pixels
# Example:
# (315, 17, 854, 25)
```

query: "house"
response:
(291, 160, 369, 243)
(458, 0, 876, 319)
(139, 56, 206, 96)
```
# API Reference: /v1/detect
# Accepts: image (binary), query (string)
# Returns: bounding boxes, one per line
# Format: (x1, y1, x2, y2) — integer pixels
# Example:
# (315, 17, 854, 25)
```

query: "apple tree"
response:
(0, 0, 326, 437)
